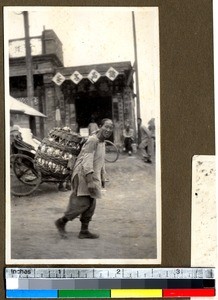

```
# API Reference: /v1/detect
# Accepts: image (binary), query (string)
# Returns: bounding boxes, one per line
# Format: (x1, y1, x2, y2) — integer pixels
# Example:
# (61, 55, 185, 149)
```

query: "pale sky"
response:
(4, 6, 159, 124)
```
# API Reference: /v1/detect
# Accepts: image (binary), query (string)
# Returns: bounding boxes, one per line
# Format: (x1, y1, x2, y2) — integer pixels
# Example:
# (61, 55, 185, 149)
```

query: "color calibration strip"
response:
(6, 279, 215, 298)
(6, 289, 216, 298)
(5, 268, 216, 298)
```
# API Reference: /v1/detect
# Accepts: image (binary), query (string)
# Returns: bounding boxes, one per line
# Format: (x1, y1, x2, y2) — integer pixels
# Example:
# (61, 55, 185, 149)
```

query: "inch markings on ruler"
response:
(5, 268, 215, 279)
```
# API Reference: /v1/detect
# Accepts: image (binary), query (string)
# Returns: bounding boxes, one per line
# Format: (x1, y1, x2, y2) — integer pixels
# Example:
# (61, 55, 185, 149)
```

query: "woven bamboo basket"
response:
(34, 127, 84, 179)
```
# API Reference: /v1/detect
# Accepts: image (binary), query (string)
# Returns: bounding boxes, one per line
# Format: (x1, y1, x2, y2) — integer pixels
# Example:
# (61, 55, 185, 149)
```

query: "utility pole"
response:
(132, 11, 141, 120)
(23, 11, 36, 135)
(132, 11, 141, 143)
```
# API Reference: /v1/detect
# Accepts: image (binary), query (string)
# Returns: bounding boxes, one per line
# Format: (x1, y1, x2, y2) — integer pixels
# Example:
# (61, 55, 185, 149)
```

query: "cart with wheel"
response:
(10, 129, 119, 197)
(104, 140, 119, 163)
(10, 128, 83, 197)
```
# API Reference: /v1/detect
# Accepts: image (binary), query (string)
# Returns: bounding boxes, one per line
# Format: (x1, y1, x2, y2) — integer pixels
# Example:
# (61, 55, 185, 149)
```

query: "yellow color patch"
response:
(111, 289, 162, 298)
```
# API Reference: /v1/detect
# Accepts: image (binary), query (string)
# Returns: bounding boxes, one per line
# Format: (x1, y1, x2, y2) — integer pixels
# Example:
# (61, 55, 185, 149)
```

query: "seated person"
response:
(10, 121, 22, 142)
(122, 122, 134, 155)
(10, 123, 41, 151)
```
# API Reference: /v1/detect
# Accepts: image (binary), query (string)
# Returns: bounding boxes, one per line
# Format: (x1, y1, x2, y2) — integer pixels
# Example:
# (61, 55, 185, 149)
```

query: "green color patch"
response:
(59, 290, 111, 298)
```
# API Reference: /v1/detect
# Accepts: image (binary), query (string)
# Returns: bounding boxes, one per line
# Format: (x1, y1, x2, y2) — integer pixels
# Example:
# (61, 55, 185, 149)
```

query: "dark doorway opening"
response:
(75, 96, 112, 128)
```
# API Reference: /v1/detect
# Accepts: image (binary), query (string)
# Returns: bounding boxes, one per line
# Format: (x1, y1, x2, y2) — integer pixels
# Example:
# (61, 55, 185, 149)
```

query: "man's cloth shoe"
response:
(144, 158, 152, 164)
(78, 230, 99, 239)
(55, 218, 67, 239)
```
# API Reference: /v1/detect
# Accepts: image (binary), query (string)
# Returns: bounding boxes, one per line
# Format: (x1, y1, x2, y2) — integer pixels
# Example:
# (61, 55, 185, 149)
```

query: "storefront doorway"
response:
(75, 95, 112, 128)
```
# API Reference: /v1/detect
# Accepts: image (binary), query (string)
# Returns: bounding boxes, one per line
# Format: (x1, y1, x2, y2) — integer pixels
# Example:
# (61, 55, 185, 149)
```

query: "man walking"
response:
(55, 118, 114, 239)
(137, 117, 153, 163)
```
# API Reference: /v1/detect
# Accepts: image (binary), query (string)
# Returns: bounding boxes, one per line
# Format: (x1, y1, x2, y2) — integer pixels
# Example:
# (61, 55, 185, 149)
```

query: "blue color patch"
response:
(6, 289, 58, 298)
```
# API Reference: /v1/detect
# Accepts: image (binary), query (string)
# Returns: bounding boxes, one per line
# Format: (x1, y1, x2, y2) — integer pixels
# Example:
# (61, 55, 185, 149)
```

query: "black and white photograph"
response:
(4, 6, 161, 264)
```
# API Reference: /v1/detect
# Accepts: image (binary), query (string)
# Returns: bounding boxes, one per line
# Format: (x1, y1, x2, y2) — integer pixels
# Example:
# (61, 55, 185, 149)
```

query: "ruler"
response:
(5, 268, 216, 298)
(5, 267, 215, 279)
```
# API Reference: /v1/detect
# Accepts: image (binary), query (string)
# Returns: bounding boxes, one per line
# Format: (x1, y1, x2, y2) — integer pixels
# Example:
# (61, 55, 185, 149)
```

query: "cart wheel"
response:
(105, 140, 119, 163)
(10, 154, 42, 196)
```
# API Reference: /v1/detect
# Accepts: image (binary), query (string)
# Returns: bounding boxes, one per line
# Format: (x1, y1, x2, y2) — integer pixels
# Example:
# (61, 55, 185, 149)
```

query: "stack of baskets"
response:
(35, 127, 84, 179)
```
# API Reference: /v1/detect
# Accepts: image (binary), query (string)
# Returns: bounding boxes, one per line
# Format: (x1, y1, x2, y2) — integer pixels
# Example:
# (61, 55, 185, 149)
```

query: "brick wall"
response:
(43, 30, 64, 65)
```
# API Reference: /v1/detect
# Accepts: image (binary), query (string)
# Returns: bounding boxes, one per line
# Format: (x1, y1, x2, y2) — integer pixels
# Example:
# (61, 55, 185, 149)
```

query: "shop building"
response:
(9, 29, 136, 145)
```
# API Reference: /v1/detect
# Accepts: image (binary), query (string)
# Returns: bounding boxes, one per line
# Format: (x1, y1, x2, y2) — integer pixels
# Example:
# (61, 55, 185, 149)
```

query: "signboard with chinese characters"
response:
(52, 67, 119, 86)
(105, 67, 119, 81)
(52, 73, 66, 86)
(70, 71, 83, 84)
(87, 69, 101, 83)
(9, 38, 42, 58)
(123, 87, 134, 124)
(114, 94, 124, 126)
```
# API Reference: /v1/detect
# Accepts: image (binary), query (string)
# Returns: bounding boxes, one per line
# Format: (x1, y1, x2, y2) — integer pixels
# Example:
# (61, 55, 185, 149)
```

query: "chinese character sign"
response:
(105, 67, 119, 81)
(87, 69, 101, 83)
(52, 73, 66, 86)
(9, 38, 42, 58)
(70, 71, 83, 84)
(52, 67, 119, 86)
(9, 40, 26, 58)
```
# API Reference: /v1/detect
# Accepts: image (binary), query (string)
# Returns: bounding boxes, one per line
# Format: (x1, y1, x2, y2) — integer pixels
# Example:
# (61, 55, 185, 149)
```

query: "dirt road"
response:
(10, 153, 157, 261)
